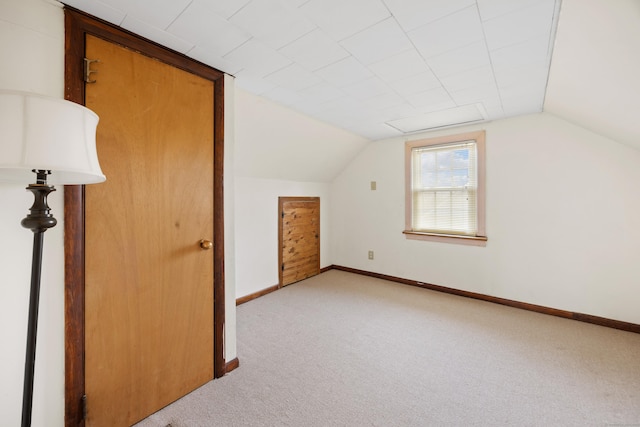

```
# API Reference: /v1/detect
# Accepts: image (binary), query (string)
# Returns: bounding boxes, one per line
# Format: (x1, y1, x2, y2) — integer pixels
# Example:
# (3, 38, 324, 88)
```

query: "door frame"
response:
(278, 197, 320, 286)
(63, 8, 226, 425)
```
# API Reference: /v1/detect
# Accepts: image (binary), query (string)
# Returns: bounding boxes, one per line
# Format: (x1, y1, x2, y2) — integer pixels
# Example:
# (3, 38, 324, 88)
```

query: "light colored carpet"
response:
(136, 270, 640, 426)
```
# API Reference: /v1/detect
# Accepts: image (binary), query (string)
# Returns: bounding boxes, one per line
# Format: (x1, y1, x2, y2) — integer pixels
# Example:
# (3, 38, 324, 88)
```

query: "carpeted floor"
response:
(136, 270, 640, 426)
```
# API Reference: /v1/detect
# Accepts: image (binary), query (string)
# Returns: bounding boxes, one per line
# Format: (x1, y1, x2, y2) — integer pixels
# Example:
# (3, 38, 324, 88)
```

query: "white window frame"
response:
(404, 130, 487, 247)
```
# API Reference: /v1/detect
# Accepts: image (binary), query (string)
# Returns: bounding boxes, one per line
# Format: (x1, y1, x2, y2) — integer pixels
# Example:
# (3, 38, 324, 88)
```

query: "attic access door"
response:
(279, 197, 320, 286)
(83, 35, 214, 426)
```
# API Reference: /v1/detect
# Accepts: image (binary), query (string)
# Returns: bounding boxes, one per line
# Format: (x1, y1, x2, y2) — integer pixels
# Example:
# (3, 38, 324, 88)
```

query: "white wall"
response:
(223, 74, 237, 362)
(0, 2, 238, 423)
(235, 177, 331, 297)
(331, 113, 640, 325)
(0, 0, 66, 425)
(233, 88, 367, 299)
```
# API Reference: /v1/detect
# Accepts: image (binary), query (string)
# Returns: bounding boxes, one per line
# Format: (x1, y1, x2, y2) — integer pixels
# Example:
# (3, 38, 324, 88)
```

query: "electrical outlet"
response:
(368, 250, 374, 260)
(370, 181, 377, 190)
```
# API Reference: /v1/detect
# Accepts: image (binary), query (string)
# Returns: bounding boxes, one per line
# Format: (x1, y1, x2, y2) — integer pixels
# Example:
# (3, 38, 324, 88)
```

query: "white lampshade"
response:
(0, 90, 105, 185)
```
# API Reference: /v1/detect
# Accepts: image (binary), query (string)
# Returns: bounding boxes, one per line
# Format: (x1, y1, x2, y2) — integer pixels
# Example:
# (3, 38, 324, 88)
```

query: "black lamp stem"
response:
(20, 170, 57, 427)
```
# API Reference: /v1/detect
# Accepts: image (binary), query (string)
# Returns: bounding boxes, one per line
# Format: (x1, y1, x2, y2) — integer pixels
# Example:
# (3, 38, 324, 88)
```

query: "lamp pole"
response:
(20, 170, 57, 427)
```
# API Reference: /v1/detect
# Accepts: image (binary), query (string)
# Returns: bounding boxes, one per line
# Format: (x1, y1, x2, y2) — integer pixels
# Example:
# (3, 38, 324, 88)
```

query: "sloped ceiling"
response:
(62, 0, 560, 141)
(545, 0, 640, 150)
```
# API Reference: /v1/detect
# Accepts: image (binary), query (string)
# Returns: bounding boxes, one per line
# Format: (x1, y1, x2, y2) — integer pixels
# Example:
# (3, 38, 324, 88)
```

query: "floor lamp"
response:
(0, 90, 105, 427)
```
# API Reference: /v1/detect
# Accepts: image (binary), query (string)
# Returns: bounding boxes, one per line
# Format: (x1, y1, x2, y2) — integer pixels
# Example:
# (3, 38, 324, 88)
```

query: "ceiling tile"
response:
(63, 0, 126, 25)
(229, 0, 316, 49)
(168, 2, 251, 56)
(67, 0, 561, 141)
(386, 104, 486, 133)
(409, 6, 484, 58)
(281, 0, 313, 8)
(205, 0, 253, 20)
(477, 0, 545, 22)
(439, 65, 495, 92)
(340, 18, 413, 65)
(388, 71, 442, 97)
(427, 41, 491, 77)
(316, 57, 375, 87)
(483, 1, 556, 51)
(224, 40, 293, 77)
(121, 16, 193, 54)
(298, 83, 346, 104)
(494, 62, 549, 90)
(342, 77, 392, 101)
(368, 50, 431, 82)
(365, 91, 406, 111)
(188, 46, 244, 75)
(264, 63, 323, 91)
(490, 35, 550, 70)
(450, 84, 500, 106)
(384, 0, 475, 32)
(300, 0, 390, 41)
(406, 87, 455, 111)
(501, 89, 544, 116)
(343, 122, 401, 140)
(121, 0, 191, 29)
(377, 102, 422, 121)
(233, 70, 278, 95)
(278, 29, 350, 71)
(262, 86, 308, 108)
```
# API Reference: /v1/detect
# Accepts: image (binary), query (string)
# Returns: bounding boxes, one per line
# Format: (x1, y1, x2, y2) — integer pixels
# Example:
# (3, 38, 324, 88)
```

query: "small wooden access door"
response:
(279, 197, 320, 286)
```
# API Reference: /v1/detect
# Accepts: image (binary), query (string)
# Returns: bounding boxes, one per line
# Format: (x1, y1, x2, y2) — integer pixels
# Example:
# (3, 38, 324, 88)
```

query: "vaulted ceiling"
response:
(63, 0, 562, 140)
(544, 0, 640, 151)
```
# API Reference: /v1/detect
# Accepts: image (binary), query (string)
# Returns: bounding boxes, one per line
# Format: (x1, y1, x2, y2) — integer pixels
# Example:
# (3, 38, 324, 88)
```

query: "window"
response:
(404, 131, 486, 246)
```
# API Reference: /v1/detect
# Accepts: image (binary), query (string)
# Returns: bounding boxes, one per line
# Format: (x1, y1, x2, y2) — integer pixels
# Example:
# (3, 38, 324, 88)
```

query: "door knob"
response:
(199, 239, 213, 250)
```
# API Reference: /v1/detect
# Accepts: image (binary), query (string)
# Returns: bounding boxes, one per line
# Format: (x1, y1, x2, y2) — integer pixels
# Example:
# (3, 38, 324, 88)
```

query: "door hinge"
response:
(81, 394, 88, 420)
(281, 263, 284, 271)
(84, 58, 100, 83)
(281, 211, 285, 218)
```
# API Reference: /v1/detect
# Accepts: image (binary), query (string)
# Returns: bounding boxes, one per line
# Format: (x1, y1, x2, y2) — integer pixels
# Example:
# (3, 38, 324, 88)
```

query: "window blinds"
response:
(411, 141, 477, 236)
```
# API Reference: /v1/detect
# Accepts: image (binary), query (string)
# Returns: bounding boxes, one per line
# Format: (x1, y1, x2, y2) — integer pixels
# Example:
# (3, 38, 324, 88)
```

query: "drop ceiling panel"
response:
(368, 50, 432, 82)
(388, 71, 443, 98)
(340, 18, 413, 65)
(121, 16, 193, 53)
(409, 6, 484, 58)
(224, 40, 292, 77)
(200, 0, 252, 20)
(299, 0, 391, 41)
(384, 0, 476, 32)
(298, 83, 346, 104)
(406, 87, 455, 111)
(439, 65, 495, 92)
(168, 3, 251, 56)
(264, 63, 323, 91)
(483, 1, 556, 51)
(427, 41, 491, 77)
(387, 104, 486, 133)
(342, 77, 392, 101)
(113, 0, 191, 29)
(316, 57, 375, 87)
(229, 0, 316, 49)
(278, 29, 350, 71)
(63, 0, 126, 25)
(188, 46, 244, 75)
(66, 0, 563, 141)
(477, 0, 540, 21)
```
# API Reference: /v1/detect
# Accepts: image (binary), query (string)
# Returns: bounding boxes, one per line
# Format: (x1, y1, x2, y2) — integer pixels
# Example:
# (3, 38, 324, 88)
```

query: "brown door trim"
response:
(278, 197, 321, 286)
(63, 8, 226, 426)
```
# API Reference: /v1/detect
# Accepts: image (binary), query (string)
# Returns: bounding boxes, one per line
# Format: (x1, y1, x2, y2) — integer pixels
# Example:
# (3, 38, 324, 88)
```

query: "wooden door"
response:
(83, 35, 214, 426)
(279, 197, 320, 286)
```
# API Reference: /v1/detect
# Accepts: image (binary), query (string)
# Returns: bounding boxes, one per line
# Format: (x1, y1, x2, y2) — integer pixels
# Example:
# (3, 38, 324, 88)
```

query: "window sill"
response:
(403, 230, 487, 247)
